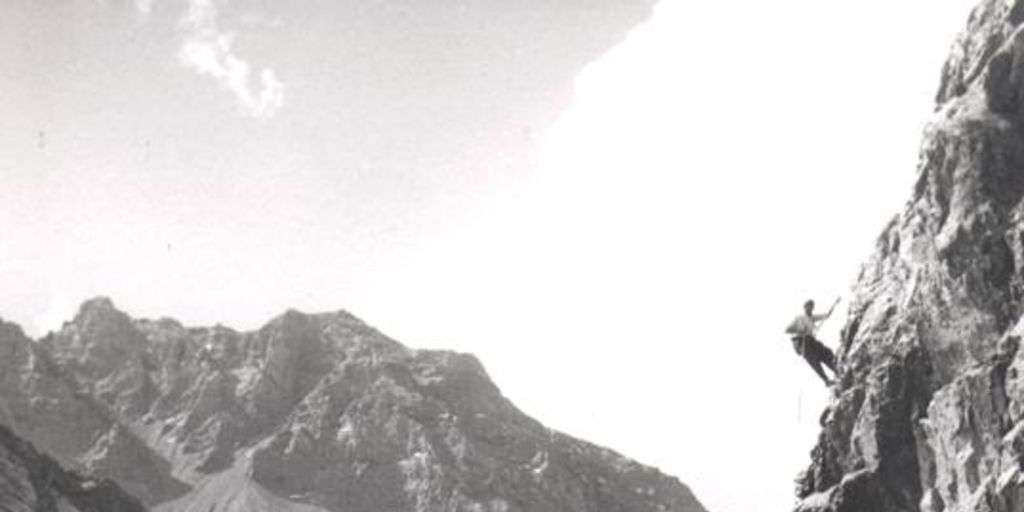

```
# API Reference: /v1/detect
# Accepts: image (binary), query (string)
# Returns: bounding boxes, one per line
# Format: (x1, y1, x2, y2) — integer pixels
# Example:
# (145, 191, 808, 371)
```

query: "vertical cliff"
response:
(796, 1, 1024, 510)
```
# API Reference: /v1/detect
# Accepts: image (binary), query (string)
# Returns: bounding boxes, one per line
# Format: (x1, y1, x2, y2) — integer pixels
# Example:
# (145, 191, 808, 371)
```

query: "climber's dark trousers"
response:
(792, 335, 836, 384)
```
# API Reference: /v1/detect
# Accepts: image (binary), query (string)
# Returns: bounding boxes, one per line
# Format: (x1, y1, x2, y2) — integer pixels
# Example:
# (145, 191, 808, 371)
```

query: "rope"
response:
(797, 379, 802, 423)
(791, 295, 843, 424)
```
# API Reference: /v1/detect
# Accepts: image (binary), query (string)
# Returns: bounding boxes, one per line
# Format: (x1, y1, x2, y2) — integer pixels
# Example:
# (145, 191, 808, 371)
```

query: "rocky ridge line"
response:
(0, 298, 707, 512)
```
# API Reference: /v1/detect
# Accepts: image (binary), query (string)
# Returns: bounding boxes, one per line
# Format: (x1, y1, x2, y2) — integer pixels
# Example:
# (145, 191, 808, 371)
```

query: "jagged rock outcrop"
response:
(0, 307, 190, 506)
(795, 1, 1024, 511)
(0, 422, 146, 512)
(0, 299, 707, 512)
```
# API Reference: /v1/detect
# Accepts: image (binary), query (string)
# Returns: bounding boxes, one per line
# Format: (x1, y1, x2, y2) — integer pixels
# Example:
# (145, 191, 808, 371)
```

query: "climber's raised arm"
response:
(784, 298, 839, 386)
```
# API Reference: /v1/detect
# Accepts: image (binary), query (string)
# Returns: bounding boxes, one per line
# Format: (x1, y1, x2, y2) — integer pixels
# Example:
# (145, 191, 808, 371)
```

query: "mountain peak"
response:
(71, 296, 133, 331)
(266, 307, 367, 327)
(0, 317, 28, 342)
(78, 296, 119, 314)
(0, 300, 707, 512)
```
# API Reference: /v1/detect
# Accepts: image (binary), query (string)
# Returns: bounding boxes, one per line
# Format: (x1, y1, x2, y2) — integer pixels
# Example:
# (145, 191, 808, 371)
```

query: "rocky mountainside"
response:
(0, 298, 706, 512)
(0, 422, 145, 512)
(795, 1, 1024, 511)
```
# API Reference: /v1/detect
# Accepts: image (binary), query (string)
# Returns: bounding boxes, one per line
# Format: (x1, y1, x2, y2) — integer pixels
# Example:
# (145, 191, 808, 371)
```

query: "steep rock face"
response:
(0, 306, 191, 506)
(796, 1, 1024, 511)
(0, 423, 146, 512)
(0, 300, 707, 512)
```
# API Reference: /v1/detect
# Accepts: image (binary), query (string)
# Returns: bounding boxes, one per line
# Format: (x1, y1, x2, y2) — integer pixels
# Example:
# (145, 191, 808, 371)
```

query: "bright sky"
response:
(1, 1, 979, 511)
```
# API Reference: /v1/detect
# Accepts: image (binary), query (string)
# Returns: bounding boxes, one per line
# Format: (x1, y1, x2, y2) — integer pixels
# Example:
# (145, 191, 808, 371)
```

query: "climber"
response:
(785, 298, 839, 386)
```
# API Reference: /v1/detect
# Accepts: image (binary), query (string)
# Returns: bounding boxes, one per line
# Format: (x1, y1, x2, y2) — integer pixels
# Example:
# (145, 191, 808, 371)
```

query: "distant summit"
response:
(0, 298, 707, 512)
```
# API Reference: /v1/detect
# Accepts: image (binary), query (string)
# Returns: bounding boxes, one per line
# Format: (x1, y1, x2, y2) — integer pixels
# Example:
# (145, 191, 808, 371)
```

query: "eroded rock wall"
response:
(797, 2, 1024, 510)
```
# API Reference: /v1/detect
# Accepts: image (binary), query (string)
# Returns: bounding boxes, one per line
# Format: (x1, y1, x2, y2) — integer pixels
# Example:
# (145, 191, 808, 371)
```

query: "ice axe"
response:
(826, 296, 841, 317)
(812, 297, 841, 335)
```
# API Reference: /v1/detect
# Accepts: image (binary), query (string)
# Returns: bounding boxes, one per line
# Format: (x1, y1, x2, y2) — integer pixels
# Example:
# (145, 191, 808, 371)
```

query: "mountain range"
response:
(0, 298, 706, 512)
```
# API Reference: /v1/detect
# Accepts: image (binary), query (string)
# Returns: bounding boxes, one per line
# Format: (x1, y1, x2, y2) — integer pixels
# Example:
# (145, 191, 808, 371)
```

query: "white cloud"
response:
(134, 0, 153, 18)
(182, 0, 215, 27)
(178, 0, 285, 118)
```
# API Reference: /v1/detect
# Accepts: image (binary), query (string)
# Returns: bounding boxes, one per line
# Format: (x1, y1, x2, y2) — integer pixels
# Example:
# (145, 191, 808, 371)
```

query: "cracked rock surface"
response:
(796, 1, 1024, 510)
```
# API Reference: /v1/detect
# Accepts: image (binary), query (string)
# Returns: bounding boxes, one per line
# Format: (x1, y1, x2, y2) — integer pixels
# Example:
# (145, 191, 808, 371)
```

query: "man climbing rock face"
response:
(785, 299, 839, 386)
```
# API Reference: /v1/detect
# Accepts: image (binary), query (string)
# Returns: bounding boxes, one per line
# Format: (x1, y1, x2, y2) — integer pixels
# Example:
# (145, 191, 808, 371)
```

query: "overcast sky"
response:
(1, 1, 980, 511)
